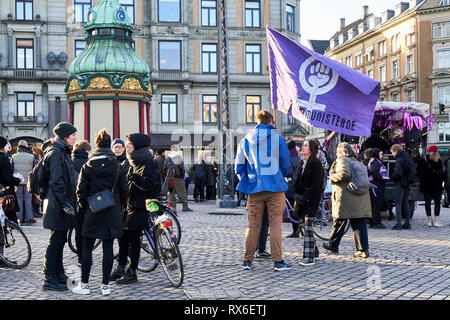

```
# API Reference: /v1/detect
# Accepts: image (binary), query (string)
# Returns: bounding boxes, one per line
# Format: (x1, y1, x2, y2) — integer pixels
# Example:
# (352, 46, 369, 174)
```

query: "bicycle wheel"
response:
(155, 228, 184, 287)
(157, 206, 181, 244)
(68, 228, 101, 254)
(0, 220, 32, 269)
(137, 230, 158, 273)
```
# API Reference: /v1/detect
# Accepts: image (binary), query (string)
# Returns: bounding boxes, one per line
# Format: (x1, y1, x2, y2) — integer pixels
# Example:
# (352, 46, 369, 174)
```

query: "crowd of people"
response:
(235, 110, 449, 271)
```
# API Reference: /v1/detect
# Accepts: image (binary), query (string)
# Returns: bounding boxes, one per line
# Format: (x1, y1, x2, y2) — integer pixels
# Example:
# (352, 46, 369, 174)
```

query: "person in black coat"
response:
(73, 129, 128, 295)
(417, 145, 445, 227)
(367, 148, 387, 229)
(42, 122, 78, 291)
(71, 140, 91, 265)
(294, 139, 324, 266)
(110, 133, 160, 285)
(0, 136, 22, 223)
(193, 159, 207, 201)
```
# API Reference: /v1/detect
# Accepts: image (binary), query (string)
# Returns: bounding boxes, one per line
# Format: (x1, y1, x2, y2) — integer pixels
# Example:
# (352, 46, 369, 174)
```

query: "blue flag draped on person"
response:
(267, 26, 380, 137)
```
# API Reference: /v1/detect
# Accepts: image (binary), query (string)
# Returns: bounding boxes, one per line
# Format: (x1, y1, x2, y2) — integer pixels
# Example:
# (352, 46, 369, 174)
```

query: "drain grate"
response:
(208, 212, 244, 216)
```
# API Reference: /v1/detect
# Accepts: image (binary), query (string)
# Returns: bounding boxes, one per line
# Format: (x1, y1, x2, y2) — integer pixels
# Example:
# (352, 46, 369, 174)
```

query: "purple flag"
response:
(267, 26, 380, 137)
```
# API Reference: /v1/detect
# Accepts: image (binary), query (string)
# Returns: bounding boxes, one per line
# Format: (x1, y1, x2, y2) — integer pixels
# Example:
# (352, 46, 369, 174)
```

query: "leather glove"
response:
(293, 193, 306, 206)
(63, 203, 75, 216)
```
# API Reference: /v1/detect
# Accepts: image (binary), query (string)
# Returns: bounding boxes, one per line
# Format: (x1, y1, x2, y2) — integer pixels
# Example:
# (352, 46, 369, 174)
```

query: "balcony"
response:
(13, 69, 36, 79)
(14, 116, 37, 123)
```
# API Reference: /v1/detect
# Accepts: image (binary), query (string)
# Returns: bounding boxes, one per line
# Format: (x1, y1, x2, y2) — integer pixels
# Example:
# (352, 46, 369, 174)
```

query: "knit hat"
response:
(0, 136, 8, 149)
(286, 140, 297, 151)
(53, 122, 77, 139)
(127, 133, 151, 150)
(427, 145, 438, 153)
(111, 138, 125, 148)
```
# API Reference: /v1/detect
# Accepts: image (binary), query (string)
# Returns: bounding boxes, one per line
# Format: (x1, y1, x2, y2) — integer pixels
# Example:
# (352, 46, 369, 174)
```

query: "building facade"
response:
(323, 0, 450, 149)
(0, 0, 303, 163)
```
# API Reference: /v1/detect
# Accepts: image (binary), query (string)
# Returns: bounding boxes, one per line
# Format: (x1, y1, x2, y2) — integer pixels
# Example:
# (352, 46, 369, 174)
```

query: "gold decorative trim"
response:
(67, 79, 80, 92)
(88, 77, 111, 90)
(121, 77, 143, 91)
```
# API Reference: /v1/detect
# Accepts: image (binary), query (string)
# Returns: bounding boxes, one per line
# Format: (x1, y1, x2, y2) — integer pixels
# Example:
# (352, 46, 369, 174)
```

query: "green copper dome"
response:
(67, 0, 150, 92)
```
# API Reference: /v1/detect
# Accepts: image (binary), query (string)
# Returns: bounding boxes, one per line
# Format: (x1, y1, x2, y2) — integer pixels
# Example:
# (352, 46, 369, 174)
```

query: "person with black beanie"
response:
(42, 122, 78, 291)
(110, 133, 161, 284)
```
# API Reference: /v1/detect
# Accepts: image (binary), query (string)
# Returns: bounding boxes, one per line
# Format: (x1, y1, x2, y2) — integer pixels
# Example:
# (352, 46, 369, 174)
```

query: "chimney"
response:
(382, 9, 395, 23)
(362, 5, 369, 19)
(339, 18, 346, 31)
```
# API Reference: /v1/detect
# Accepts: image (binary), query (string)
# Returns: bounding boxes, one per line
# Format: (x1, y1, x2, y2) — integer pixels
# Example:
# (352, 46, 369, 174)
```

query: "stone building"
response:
(0, 0, 303, 162)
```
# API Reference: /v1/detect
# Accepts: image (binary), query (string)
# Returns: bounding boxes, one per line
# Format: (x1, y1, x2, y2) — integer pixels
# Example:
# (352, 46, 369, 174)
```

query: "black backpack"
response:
(27, 150, 63, 200)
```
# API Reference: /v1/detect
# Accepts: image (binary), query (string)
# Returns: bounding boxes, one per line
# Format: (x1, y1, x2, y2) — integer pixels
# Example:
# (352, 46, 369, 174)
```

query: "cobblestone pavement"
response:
(1, 201, 450, 300)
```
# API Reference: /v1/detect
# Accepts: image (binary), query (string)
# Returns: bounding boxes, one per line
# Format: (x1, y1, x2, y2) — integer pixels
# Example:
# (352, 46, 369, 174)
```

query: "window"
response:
(201, 0, 217, 27)
(17, 93, 34, 117)
(406, 32, 415, 46)
(161, 94, 177, 123)
(392, 60, 399, 79)
(74, 0, 91, 23)
(16, 0, 33, 20)
(288, 115, 296, 125)
(245, 44, 261, 74)
(438, 122, 450, 142)
(437, 49, 450, 69)
(407, 54, 414, 73)
(75, 40, 86, 57)
(367, 68, 373, 78)
(202, 95, 218, 124)
(16, 39, 33, 69)
(246, 96, 261, 123)
(119, 0, 135, 24)
(245, 1, 261, 28)
(433, 22, 450, 38)
(391, 92, 400, 102)
(391, 34, 400, 51)
(345, 56, 352, 68)
(202, 44, 217, 73)
(407, 90, 415, 102)
(438, 84, 450, 105)
(286, 4, 295, 32)
(158, 0, 181, 22)
(378, 40, 386, 57)
(379, 65, 386, 82)
(355, 53, 362, 66)
(365, 45, 374, 62)
(441, 0, 450, 6)
(159, 41, 181, 70)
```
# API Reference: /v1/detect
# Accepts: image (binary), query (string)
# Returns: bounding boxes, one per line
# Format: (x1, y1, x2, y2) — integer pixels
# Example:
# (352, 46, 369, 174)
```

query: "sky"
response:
(300, 0, 409, 45)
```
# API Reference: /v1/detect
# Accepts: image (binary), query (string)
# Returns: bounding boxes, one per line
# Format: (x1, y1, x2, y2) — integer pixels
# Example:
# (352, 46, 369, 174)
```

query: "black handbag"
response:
(87, 168, 120, 214)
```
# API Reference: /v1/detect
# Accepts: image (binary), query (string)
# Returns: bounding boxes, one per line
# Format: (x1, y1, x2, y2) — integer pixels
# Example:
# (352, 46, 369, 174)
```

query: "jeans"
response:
(394, 184, 410, 227)
(81, 238, 114, 285)
(16, 185, 33, 222)
(43, 229, 69, 277)
(424, 192, 441, 217)
(256, 207, 269, 253)
(328, 218, 369, 253)
(118, 229, 141, 270)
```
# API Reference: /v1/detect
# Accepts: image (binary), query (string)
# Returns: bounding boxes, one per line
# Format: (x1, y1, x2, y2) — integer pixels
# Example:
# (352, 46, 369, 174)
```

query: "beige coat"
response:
(329, 156, 372, 220)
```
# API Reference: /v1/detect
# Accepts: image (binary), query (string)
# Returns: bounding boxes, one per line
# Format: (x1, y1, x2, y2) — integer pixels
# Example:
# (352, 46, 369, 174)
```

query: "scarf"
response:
(88, 148, 115, 161)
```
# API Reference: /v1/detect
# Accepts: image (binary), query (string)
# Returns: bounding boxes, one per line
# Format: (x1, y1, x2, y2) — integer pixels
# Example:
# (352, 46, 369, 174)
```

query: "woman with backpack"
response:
(322, 142, 371, 259)
(73, 129, 128, 295)
(417, 145, 445, 227)
(110, 133, 160, 284)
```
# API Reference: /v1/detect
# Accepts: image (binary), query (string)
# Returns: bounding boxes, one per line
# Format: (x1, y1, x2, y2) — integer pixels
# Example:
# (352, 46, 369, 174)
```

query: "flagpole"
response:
(274, 108, 277, 128)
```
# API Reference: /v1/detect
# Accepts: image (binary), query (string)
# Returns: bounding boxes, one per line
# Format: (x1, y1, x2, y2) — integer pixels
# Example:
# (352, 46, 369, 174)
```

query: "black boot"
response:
(43, 274, 68, 291)
(116, 268, 137, 285)
(109, 265, 126, 282)
(56, 273, 68, 285)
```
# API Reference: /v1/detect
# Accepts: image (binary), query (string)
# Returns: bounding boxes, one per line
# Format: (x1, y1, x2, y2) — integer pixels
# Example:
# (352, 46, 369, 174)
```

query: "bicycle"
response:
(0, 192, 32, 269)
(284, 195, 350, 241)
(137, 199, 184, 287)
(68, 227, 101, 254)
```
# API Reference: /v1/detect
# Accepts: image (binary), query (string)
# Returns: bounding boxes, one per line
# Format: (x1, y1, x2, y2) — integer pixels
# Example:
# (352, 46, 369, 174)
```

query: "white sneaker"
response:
(72, 283, 90, 295)
(434, 216, 443, 227)
(101, 285, 110, 295)
(427, 216, 433, 227)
